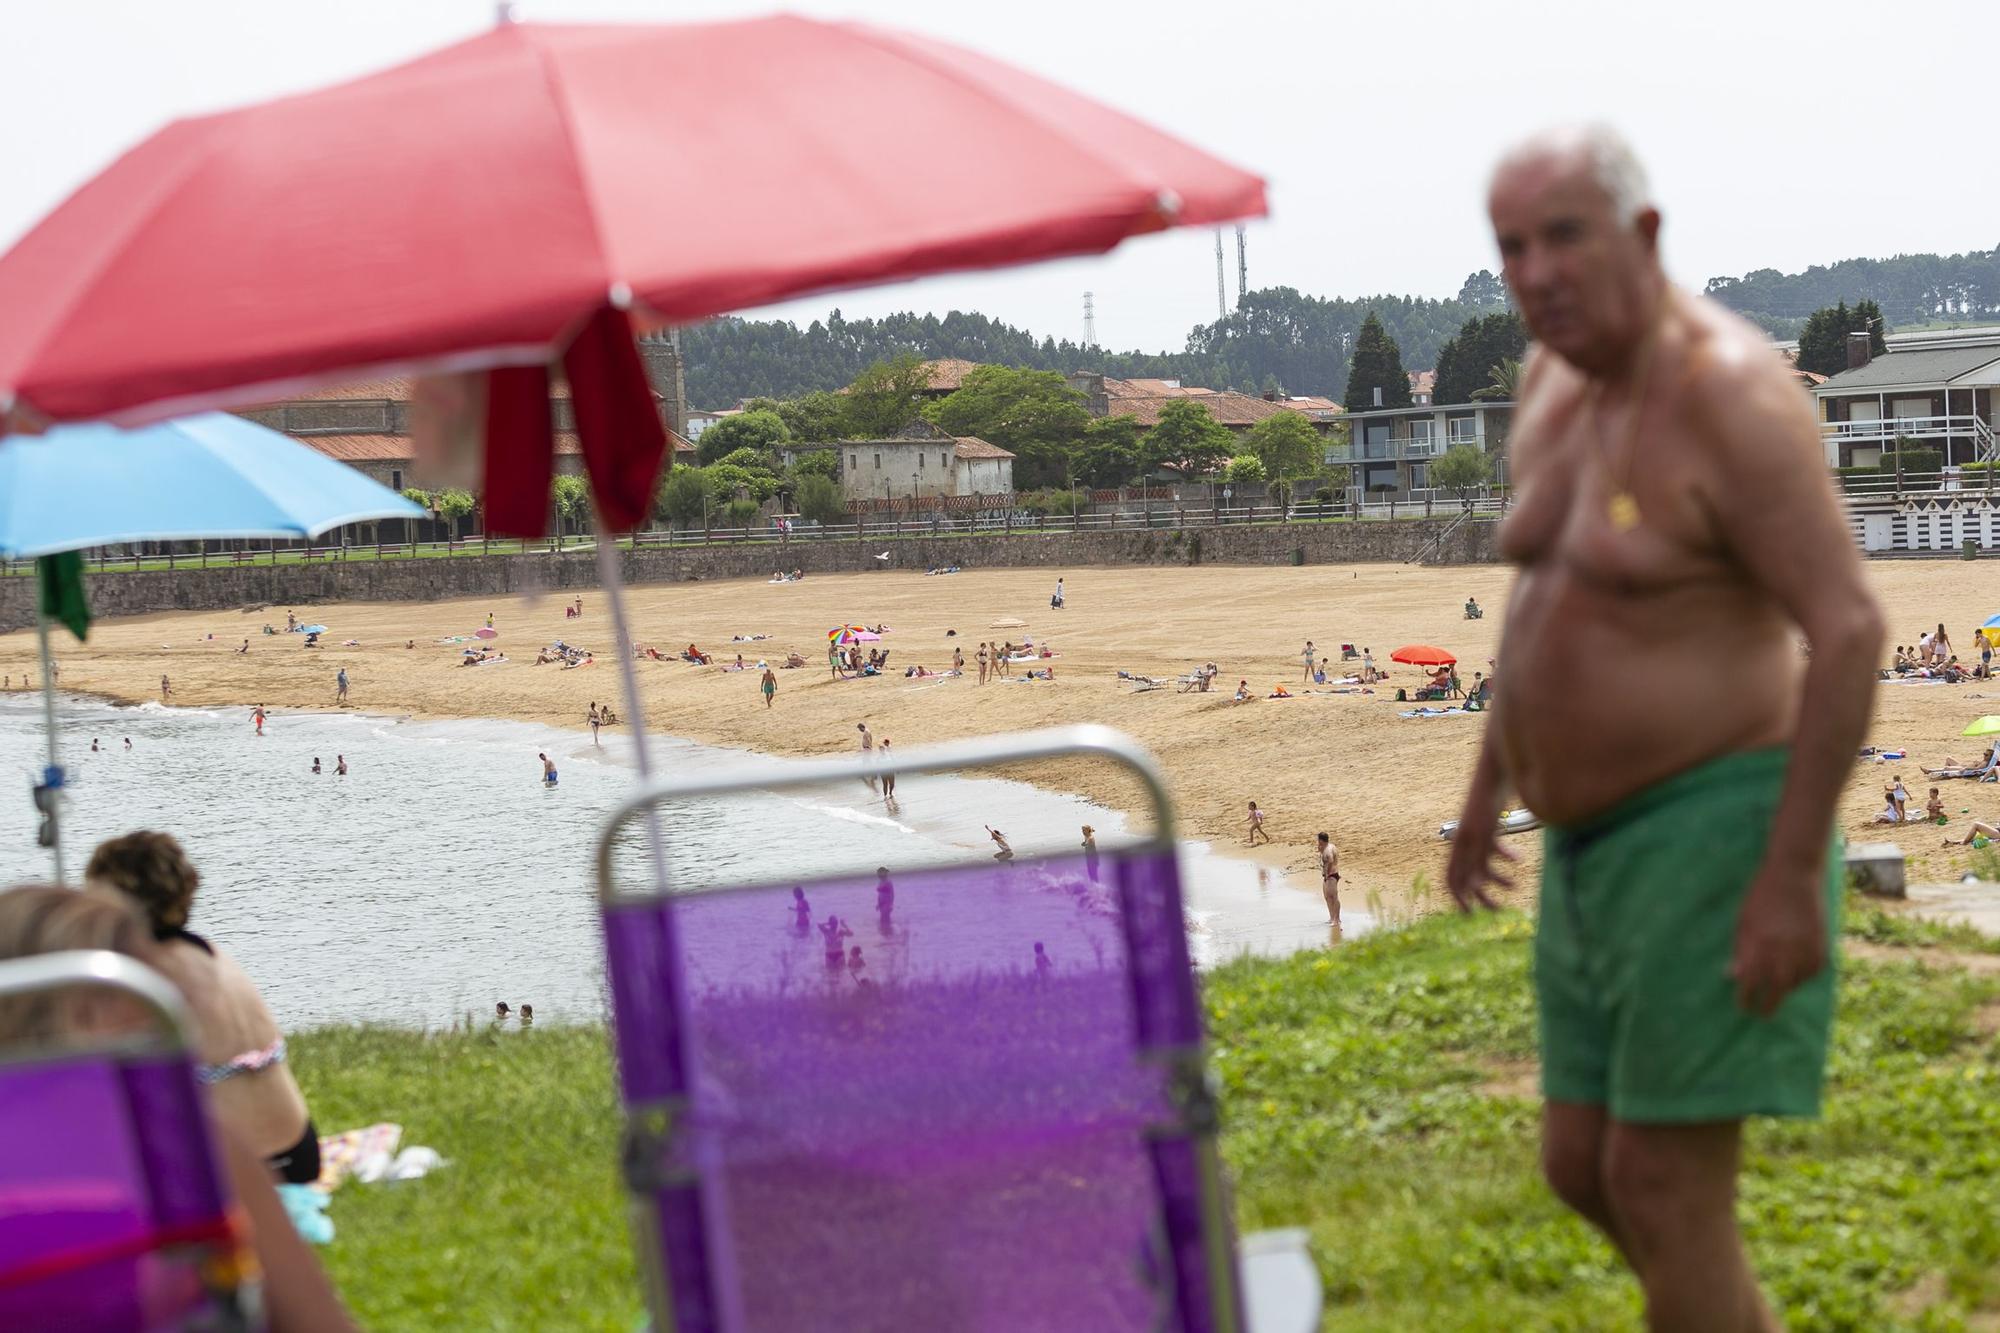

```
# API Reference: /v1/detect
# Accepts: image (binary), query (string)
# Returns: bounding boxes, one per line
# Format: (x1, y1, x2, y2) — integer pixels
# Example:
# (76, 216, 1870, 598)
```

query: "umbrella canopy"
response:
(0, 16, 1264, 534)
(1980, 614, 2000, 646)
(0, 413, 422, 558)
(298, 625, 329, 636)
(1963, 716, 2000, 737)
(829, 626, 881, 646)
(474, 627, 500, 640)
(1391, 645, 1457, 667)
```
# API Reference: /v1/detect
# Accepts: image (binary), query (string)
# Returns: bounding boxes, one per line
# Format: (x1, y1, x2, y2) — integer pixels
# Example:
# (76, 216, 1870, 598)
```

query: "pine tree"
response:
(1343, 313, 1412, 412)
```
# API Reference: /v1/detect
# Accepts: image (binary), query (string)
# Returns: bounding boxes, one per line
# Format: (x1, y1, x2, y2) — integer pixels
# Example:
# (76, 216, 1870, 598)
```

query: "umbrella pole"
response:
(35, 611, 65, 885)
(593, 518, 668, 889)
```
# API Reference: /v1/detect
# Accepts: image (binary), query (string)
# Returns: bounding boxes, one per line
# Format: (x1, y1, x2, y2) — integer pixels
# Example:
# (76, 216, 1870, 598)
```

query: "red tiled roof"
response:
(952, 436, 1014, 460)
(283, 377, 417, 402)
(1104, 377, 1214, 399)
(1114, 391, 1294, 428)
(1284, 395, 1342, 414)
(298, 429, 694, 462)
(919, 358, 986, 391)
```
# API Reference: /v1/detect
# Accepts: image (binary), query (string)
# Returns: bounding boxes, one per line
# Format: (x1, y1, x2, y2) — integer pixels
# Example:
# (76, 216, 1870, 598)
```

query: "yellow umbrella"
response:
(1963, 716, 2000, 737)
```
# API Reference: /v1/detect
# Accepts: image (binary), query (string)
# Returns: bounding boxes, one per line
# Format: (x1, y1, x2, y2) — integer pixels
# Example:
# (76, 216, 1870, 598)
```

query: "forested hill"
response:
(680, 280, 1509, 409)
(680, 248, 2000, 408)
(1705, 247, 2000, 336)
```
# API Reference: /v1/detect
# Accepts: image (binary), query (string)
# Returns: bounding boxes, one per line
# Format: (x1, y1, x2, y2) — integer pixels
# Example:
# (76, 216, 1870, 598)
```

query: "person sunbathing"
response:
(785, 653, 806, 668)
(1945, 820, 2000, 848)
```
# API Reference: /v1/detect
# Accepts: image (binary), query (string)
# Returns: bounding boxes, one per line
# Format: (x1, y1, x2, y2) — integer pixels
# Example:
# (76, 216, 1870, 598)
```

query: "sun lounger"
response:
(0, 951, 260, 1331)
(591, 728, 1311, 1333)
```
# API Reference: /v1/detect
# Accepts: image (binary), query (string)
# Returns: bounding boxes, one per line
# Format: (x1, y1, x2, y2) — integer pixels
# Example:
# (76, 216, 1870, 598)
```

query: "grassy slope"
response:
(292, 897, 2000, 1332)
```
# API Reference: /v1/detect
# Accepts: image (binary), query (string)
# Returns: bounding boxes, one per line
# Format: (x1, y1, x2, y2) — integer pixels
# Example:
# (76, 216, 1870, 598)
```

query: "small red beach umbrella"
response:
(0, 15, 1265, 538)
(1390, 645, 1457, 667)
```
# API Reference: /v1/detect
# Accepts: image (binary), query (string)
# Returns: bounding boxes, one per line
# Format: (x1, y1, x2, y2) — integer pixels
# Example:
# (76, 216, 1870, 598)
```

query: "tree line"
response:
(1706, 248, 2000, 335)
(678, 276, 1514, 409)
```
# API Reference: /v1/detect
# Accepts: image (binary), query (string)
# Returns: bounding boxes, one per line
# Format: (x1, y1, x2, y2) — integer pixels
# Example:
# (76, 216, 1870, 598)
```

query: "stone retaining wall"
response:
(0, 519, 1497, 632)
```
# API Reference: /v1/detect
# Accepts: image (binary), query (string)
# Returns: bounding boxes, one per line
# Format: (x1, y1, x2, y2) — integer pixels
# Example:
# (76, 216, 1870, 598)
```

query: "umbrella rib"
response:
(518, 32, 620, 302)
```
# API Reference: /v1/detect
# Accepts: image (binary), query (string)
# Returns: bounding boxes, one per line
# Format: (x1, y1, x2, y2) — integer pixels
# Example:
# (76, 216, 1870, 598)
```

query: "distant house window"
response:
(850, 452, 859, 470)
(874, 452, 881, 469)
(942, 453, 950, 469)
(391, 468, 402, 491)
(918, 452, 925, 469)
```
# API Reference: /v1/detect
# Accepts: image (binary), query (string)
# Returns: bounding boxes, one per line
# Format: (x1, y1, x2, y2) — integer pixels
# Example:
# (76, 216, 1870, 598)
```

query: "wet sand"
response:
(5, 558, 1999, 910)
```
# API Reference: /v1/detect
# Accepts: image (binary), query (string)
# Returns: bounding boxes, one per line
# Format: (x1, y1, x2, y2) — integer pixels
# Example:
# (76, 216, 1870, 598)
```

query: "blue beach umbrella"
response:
(0, 413, 423, 880)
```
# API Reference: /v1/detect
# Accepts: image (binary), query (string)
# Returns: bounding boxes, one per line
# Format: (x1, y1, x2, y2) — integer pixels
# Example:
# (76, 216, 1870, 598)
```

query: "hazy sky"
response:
(6, 0, 1993, 353)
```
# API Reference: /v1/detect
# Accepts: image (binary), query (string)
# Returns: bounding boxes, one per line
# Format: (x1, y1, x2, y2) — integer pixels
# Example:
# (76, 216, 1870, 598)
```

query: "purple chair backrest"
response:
(0, 951, 259, 1332)
(595, 726, 1245, 1333)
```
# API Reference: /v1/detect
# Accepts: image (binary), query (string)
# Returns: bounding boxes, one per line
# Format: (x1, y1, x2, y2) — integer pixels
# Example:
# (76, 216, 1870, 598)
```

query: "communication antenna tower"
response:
(1082, 291, 1097, 349)
(1214, 230, 1226, 320)
(1235, 224, 1248, 306)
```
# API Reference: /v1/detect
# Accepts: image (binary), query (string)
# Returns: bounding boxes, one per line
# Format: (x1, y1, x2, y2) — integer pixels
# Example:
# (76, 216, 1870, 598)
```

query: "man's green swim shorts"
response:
(1536, 747, 1842, 1123)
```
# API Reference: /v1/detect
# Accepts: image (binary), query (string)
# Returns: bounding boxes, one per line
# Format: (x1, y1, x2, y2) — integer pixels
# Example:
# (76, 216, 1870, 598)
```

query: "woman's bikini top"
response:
(156, 926, 291, 1085)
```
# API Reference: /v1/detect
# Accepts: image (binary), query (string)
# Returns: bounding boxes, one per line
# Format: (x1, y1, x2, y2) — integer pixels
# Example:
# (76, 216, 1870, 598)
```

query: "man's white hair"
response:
(1494, 124, 1653, 223)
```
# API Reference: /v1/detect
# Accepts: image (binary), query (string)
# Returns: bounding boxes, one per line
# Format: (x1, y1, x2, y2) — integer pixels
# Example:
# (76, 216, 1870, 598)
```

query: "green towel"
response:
(36, 552, 90, 642)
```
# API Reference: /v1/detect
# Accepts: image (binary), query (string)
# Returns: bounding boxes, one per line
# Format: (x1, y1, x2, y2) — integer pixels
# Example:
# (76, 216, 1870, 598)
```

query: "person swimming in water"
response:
(252, 705, 266, 735)
(334, 755, 348, 776)
(791, 887, 812, 936)
(985, 826, 1014, 861)
(311, 757, 321, 775)
(539, 752, 558, 787)
(1034, 941, 1052, 982)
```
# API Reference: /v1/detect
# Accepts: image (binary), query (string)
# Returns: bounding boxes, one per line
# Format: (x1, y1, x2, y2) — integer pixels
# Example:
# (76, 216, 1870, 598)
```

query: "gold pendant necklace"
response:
(1591, 306, 1664, 534)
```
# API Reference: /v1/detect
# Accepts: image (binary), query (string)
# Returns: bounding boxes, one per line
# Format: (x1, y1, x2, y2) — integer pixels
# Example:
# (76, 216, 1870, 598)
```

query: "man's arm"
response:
(1698, 338, 1884, 1009)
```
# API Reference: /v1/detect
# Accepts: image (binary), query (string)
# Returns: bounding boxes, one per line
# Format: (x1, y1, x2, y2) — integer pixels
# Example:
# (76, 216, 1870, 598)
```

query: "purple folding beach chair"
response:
(0, 950, 261, 1332)
(594, 725, 1295, 1333)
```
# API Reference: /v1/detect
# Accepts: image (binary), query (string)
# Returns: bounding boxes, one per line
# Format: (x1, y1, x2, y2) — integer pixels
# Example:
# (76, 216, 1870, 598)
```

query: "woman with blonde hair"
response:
(85, 831, 317, 1186)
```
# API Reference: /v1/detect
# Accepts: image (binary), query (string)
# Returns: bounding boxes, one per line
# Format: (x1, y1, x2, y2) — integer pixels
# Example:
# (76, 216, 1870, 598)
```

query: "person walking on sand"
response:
(588, 704, 601, 745)
(539, 752, 558, 787)
(334, 754, 348, 776)
(976, 641, 989, 685)
(1052, 576, 1065, 610)
(1318, 832, 1342, 924)
(486, 612, 494, 629)
(952, 646, 965, 676)
(856, 722, 876, 791)
(252, 705, 266, 735)
(160, 675, 172, 701)
(238, 638, 249, 655)
(985, 826, 1014, 862)
(334, 668, 348, 705)
(761, 666, 777, 708)
(1446, 126, 1882, 1333)
(1245, 800, 1271, 846)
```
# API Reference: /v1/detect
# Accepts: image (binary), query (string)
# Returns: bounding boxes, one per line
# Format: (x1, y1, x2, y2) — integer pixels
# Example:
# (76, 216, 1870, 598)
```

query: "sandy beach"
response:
(4, 558, 1998, 905)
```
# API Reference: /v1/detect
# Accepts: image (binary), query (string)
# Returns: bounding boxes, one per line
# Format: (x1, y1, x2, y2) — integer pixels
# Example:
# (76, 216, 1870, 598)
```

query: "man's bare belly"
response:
(1496, 565, 1800, 827)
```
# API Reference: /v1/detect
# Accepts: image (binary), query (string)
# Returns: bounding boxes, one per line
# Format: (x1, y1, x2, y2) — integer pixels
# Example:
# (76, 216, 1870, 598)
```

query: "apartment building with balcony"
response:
(1813, 326, 2000, 471)
(1326, 397, 1511, 500)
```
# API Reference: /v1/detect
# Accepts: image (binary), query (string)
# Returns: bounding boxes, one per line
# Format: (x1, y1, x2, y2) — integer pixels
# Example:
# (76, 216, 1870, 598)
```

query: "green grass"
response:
(291, 906, 2000, 1331)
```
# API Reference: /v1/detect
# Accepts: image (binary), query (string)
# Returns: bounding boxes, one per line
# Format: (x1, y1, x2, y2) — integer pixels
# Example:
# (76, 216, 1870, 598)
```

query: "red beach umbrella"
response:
(0, 16, 1265, 536)
(1390, 645, 1457, 667)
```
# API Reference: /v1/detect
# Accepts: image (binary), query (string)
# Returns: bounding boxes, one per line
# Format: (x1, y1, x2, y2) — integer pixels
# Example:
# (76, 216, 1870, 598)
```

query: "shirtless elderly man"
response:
(1447, 127, 1881, 1332)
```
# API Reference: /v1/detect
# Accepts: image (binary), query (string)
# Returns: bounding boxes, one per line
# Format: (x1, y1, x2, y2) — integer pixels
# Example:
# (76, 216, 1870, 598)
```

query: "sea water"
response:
(0, 693, 1366, 1027)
